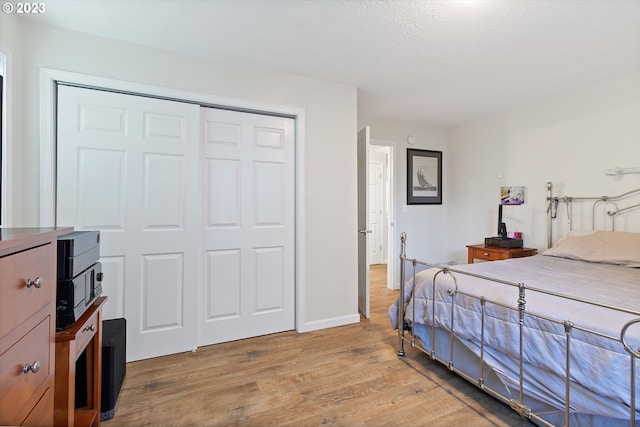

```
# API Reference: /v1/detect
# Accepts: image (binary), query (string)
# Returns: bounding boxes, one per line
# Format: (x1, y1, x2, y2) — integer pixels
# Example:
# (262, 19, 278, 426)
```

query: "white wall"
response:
(357, 114, 449, 279)
(8, 18, 359, 329)
(0, 12, 22, 225)
(447, 72, 640, 263)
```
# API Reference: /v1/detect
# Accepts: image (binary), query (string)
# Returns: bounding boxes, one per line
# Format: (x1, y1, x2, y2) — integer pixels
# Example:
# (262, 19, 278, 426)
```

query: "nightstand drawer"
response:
(467, 244, 537, 264)
(473, 248, 503, 261)
(74, 309, 99, 359)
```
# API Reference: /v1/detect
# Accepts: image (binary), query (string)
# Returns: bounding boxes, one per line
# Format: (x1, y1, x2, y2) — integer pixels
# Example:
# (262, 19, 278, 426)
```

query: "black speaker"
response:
(101, 318, 126, 421)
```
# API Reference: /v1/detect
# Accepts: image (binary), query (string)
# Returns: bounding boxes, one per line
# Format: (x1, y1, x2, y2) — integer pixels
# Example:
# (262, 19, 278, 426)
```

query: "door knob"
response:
(358, 229, 372, 234)
(25, 277, 43, 288)
(23, 361, 41, 374)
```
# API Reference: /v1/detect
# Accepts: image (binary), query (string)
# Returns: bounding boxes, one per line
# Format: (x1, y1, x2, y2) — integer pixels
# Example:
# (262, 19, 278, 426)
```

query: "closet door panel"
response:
(57, 85, 200, 361)
(200, 108, 295, 346)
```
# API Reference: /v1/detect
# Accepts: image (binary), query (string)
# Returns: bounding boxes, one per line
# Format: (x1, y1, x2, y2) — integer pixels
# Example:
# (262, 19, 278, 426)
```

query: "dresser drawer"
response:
(0, 318, 52, 424)
(21, 387, 53, 427)
(0, 244, 55, 339)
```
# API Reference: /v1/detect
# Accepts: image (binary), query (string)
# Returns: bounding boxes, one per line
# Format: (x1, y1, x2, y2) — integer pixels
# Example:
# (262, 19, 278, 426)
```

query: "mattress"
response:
(389, 254, 640, 426)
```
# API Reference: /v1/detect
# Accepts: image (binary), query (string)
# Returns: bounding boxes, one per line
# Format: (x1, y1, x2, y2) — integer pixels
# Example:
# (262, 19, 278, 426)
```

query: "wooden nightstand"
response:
(54, 296, 107, 427)
(466, 244, 537, 264)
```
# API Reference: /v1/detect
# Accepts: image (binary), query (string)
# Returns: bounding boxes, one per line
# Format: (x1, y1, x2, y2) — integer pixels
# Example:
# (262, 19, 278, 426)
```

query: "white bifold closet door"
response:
(57, 85, 201, 361)
(199, 108, 294, 345)
(56, 86, 295, 362)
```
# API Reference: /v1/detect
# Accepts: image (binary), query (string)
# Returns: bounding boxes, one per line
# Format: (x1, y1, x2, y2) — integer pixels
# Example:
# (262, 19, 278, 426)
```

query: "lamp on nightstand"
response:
(484, 204, 523, 248)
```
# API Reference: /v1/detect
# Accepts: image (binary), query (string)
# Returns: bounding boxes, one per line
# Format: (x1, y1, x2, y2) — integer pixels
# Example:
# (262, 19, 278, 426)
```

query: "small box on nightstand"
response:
(484, 237, 523, 248)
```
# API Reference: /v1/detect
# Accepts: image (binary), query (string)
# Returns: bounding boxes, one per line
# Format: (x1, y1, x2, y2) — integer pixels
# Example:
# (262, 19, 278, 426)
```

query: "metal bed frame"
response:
(396, 182, 640, 427)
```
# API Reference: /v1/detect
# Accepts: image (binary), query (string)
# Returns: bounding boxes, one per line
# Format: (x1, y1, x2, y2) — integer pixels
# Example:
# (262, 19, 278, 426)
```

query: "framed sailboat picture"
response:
(407, 148, 442, 205)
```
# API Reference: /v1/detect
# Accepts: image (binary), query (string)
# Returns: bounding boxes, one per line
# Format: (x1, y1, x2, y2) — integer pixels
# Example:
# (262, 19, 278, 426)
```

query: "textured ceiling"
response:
(21, 0, 640, 127)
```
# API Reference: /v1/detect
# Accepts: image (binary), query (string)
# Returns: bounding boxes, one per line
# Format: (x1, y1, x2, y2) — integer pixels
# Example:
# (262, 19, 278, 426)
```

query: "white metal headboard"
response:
(546, 181, 640, 248)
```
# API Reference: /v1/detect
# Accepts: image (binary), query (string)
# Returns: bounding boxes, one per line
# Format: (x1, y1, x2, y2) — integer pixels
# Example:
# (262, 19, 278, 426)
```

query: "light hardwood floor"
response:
(104, 264, 532, 426)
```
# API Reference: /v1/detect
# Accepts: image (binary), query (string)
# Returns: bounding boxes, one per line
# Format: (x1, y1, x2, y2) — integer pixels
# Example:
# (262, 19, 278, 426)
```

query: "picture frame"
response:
(500, 185, 525, 205)
(407, 148, 442, 205)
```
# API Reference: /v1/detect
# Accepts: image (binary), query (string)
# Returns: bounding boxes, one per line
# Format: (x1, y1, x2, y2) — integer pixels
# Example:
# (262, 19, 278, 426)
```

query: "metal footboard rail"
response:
(396, 232, 640, 427)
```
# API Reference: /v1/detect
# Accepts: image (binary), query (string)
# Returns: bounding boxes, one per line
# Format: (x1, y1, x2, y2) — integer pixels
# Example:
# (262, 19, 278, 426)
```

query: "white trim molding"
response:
(0, 47, 11, 226)
(370, 138, 398, 291)
(298, 313, 360, 333)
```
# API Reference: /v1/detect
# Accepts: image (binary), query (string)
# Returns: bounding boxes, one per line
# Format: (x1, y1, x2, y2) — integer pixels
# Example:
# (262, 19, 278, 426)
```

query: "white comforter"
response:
(389, 254, 640, 422)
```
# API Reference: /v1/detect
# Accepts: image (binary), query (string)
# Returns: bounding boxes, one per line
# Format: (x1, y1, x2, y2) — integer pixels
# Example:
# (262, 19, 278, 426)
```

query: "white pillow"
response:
(543, 231, 640, 267)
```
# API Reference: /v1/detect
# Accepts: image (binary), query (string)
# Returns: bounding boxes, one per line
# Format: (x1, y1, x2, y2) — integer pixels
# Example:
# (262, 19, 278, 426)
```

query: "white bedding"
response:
(389, 255, 640, 424)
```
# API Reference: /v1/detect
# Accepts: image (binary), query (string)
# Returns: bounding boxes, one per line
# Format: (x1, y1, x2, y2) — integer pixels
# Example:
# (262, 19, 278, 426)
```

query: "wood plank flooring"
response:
(104, 264, 533, 426)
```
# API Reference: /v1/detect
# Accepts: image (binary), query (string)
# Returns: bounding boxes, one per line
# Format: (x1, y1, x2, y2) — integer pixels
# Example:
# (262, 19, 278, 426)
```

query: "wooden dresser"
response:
(0, 227, 72, 426)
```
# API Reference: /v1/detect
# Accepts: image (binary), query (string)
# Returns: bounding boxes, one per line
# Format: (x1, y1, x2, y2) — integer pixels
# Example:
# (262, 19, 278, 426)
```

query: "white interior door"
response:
(198, 107, 295, 345)
(57, 85, 200, 361)
(357, 126, 370, 319)
(371, 140, 395, 290)
(368, 153, 384, 264)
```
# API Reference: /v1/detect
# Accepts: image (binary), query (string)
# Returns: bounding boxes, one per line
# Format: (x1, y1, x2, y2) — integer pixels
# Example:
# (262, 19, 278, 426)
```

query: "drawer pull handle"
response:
(83, 324, 95, 333)
(23, 360, 41, 374)
(25, 277, 43, 288)
(484, 252, 489, 256)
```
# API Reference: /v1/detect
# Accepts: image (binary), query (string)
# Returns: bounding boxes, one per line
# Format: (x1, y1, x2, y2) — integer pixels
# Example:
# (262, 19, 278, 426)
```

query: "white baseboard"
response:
(297, 313, 360, 333)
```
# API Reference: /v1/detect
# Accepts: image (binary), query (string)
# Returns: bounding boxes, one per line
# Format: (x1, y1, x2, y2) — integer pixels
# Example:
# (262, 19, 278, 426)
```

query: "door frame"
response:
(0, 48, 11, 227)
(38, 68, 307, 332)
(370, 139, 396, 290)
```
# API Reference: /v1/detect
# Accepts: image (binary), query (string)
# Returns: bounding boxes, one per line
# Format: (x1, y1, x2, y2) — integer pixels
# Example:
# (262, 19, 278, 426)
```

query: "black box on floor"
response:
(101, 318, 127, 421)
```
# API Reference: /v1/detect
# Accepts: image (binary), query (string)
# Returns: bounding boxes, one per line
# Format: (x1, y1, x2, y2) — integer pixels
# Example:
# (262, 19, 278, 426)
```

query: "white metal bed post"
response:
(398, 232, 407, 357)
(513, 282, 531, 418)
(621, 319, 640, 427)
(546, 182, 556, 249)
(563, 321, 574, 427)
